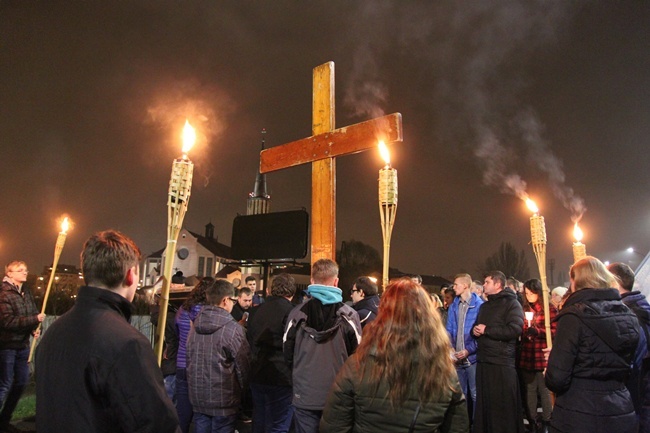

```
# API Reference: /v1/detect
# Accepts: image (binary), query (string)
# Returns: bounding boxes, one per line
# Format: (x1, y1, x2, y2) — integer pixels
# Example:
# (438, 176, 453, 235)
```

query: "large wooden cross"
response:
(260, 61, 403, 263)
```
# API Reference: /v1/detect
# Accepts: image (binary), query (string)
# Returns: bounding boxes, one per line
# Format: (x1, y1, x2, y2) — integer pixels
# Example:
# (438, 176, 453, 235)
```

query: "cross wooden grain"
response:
(260, 61, 403, 263)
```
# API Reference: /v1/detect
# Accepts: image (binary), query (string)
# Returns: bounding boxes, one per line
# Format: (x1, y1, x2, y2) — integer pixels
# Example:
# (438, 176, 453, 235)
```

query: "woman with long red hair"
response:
(320, 278, 469, 432)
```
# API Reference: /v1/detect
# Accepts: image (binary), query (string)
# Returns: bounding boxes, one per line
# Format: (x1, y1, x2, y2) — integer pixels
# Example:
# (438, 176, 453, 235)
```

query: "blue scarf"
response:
(306, 284, 342, 305)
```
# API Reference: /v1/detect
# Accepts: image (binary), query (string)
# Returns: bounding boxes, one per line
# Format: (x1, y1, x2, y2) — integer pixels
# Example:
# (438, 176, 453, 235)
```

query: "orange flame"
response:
(378, 140, 390, 166)
(182, 120, 196, 155)
(525, 198, 539, 214)
(60, 217, 70, 234)
(573, 222, 583, 242)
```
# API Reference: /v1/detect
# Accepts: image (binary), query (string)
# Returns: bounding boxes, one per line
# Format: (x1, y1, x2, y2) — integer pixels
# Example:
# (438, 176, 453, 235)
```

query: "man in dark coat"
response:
(247, 273, 297, 433)
(609, 262, 650, 432)
(350, 276, 379, 328)
(35, 230, 180, 433)
(472, 270, 525, 433)
(0, 261, 44, 432)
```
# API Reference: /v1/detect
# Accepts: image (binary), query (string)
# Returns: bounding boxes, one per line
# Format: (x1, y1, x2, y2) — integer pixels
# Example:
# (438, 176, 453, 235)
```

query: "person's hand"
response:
(473, 324, 486, 336)
(454, 349, 469, 360)
(526, 327, 539, 337)
(37, 313, 46, 322)
(542, 347, 552, 361)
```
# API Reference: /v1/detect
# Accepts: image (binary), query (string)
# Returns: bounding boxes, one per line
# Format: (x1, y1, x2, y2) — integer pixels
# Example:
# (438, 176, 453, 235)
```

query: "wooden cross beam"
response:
(260, 61, 403, 263)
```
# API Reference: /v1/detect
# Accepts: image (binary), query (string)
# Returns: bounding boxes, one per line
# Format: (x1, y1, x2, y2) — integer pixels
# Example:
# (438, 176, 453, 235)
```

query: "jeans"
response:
(250, 383, 294, 433)
(457, 362, 477, 421)
(175, 368, 193, 433)
(0, 348, 30, 427)
(194, 412, 237, 433)
(164, 374, 176, 404)
(292, 407, 322, 433)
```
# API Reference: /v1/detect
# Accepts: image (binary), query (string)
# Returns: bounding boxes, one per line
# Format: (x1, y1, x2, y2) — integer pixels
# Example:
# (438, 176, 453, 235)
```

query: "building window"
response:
(206, 258, 214, 278)
(198, 257, 205, 277)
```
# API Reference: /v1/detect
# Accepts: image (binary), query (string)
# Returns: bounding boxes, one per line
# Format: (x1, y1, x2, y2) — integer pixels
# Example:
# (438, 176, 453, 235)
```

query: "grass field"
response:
(11, 378, 36, 422)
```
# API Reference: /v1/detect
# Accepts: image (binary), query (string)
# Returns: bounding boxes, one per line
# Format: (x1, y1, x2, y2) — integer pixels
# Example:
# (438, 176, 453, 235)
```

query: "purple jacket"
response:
(175, 304, 202, 369)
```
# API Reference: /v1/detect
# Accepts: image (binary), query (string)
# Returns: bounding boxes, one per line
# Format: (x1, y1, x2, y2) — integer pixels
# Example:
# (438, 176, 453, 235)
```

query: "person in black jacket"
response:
(545, 257, 640, 433)
(35, 230, 180, 433)
(609, 261, 650, 433)
(472, 270, 525, 433)
(350, 276, 379, 328)
(247, 273, 297, 433)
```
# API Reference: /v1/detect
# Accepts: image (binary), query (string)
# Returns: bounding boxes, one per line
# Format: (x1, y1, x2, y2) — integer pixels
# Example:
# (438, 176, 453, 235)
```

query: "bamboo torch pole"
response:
(526, 199, 552, 349)
(155, 120, 195, 365)
(378, 141, 398, 291)
(28, 217, 70, 363)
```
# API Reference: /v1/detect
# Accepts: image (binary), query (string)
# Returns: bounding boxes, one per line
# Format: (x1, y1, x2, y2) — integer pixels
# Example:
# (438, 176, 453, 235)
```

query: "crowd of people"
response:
(1, 229, 650, 433)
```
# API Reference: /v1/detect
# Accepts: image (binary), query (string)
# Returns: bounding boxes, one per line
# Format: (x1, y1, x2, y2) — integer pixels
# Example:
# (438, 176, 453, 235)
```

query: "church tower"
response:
(247, 129, 271, 215)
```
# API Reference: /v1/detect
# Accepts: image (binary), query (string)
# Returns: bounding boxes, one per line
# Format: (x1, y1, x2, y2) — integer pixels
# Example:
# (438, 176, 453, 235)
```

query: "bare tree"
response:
(477, 242, 530, 281)
(336, 240, 382, 296)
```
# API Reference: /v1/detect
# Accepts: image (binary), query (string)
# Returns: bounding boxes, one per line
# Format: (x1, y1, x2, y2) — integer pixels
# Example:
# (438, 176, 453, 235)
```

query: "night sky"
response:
(2, 1, 649, 284)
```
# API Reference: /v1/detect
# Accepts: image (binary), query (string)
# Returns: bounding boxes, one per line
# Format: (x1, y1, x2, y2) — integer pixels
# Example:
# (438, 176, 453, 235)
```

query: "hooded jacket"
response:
(545, 288, 640, 433)
(283, 285, 362, 410)
(187, 305, 251, 417)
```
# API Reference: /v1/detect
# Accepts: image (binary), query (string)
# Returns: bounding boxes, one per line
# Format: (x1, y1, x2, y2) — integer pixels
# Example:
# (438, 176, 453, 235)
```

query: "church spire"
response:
(247, 129, 271, 215)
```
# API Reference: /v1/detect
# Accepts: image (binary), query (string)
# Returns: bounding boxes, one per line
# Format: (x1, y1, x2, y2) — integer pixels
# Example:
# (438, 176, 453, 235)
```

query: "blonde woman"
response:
(320, 278, 469, 433)
(545, 256, 640, 433)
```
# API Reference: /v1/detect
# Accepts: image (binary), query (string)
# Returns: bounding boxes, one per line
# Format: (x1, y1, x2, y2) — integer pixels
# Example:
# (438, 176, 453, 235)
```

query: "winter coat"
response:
(446, 292, 484, 365)
(283, 297, 362, 410)
(187, 305, 251, 416)
(0, 280, 40, 349)
(319, 353, 469, 433)
(352, 295, 379, 328)
(622, 290, 650, 431)
(175, 304, 202, 370)
(247, 295, 294, 386)
(475, 289, 523, 367)
(545, 288, 640, 433)
(35, 286, 180, 433)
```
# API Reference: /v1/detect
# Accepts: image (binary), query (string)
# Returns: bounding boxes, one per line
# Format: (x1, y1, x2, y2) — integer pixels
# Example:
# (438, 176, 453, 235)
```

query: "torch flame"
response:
(525, 198, 539, 214)
(181, 120, 196, 155)
(573, 222, 584, 242)
(378, 140, 390, 166)
(524, 311, 534, 321)
(60, 217, 69, 234)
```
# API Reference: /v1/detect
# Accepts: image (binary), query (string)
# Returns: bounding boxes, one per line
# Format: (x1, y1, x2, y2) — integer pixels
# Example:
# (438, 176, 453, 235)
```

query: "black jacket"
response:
(352, 295, 379, 328)
(247, 295, 294, 386)
(545, 288, 640, 433)
(35, 286, 180, 433)
(475, 289, 523, 367)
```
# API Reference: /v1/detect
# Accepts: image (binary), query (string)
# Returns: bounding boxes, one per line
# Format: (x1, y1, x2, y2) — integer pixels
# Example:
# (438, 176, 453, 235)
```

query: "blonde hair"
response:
(570, 256, 617, 291)
(5, 261, 27, 276)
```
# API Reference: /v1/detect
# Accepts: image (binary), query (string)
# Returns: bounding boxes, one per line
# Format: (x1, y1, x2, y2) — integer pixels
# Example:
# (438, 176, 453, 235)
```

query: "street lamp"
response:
(627, 247, 645, 258)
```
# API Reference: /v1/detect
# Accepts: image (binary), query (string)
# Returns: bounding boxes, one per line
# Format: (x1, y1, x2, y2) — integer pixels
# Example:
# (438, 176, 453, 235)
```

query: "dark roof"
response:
(188, 230, 232, 259)
(146, 247, 165, 259)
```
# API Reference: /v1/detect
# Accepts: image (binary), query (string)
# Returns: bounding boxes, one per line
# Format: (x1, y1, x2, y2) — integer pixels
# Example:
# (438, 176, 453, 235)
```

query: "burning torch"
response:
(378, 141, 398, 291)
(155, 120, 195, 365)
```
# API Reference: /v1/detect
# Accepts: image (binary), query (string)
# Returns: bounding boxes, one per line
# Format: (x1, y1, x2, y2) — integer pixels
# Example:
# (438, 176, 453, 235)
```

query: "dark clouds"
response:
(1, 1, 649, 281)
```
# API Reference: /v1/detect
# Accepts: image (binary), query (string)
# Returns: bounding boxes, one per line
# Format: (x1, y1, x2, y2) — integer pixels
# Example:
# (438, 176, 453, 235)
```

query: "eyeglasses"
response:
(229, 297, 239, 303)
(351, 289, 361, 293)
